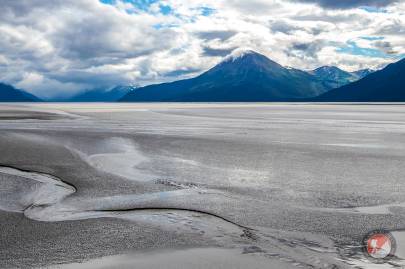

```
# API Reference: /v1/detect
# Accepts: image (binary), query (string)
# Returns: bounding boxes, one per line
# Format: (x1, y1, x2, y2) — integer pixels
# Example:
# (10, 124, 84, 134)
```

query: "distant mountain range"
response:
(0, 83, 40, 102)
(309, 66, 373, 89)
(120, 50, 380, 102)
(121, 50, 332, 102)
(56, 86, 135, 102)
(351, 68, 374, 79)
(315, 58, 405, 102)
(2, 50, 403, 103)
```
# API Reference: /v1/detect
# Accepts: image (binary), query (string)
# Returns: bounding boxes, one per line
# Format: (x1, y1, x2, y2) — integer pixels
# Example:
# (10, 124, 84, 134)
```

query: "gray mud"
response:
(1, 103, 405, 268)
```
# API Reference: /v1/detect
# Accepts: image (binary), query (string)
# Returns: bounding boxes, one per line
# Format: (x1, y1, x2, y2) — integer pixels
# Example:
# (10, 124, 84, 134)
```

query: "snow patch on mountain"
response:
(222, 49, 257, 63)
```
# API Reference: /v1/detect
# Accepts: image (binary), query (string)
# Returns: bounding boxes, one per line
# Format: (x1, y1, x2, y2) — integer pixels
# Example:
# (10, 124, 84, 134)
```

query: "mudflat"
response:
(1, 103, 405, 269)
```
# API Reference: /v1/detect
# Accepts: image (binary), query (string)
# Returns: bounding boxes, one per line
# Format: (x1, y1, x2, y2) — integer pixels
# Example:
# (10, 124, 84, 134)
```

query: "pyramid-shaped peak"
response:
(222, 49, 267, 63)
(218, 49, 283, 70)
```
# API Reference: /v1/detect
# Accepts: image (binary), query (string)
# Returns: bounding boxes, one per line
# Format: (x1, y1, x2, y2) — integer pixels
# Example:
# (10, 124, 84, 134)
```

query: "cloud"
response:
(374, 40, 398, 54)
(163, 68, 202, 77)
(196, 30, 237, 41)
(0, 0, 183, 98)
(202, 47, 236, 57)
(290, 41, 325, 57)
(294, 0, 399, 9)
(0, 0, 404, 98)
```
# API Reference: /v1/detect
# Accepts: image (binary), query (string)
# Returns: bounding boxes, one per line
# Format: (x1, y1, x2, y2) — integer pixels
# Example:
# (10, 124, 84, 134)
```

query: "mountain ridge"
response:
(309, 66, 375, 89)
(315, 58, 405, 102)
(52, 86, 135, 102)
(0, 83, 40, 102)
(120, 50, 331, 102)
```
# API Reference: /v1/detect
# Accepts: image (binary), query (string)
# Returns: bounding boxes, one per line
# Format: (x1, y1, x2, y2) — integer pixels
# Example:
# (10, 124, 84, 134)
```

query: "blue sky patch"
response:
(159, 4, 172, 15)
(359, 6, 387, 13)
(100, 0, 159, 12)
(360, 36, 384, 41)
(337, 41, 403, 59)
(200, 7, 215, 16)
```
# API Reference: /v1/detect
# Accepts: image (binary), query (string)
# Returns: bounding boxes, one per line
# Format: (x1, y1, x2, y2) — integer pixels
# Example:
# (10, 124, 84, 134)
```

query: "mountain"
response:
(310, 66, 360, 89)
(315, 58, 405, 102)
(120, 50, 330, 102)
(310, 66, 357, 89)
(66, 86, 135, 102)
(310, 66, 375, 89)
(0, 83, 40, 102)
(351, 68, 374, 79)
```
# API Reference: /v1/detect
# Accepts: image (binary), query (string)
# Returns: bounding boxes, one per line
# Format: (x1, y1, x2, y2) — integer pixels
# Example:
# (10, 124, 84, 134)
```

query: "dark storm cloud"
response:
(294, 0, 399, 9)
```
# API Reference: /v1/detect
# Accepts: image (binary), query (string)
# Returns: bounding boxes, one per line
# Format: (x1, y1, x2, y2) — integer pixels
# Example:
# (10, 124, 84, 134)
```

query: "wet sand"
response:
(53, 248, 297, 269)
(1, 103, 405, 268)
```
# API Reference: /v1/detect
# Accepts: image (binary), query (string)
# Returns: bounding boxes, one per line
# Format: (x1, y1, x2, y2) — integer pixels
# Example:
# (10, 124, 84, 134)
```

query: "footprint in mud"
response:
(155, 178, 200, 189)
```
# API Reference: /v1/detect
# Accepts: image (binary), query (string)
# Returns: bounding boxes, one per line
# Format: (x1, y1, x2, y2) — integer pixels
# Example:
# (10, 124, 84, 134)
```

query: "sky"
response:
(0, 0, 404, 99)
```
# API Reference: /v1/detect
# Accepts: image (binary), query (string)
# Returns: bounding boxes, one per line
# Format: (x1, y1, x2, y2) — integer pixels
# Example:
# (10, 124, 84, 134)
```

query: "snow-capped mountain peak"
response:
(222, 49, 257, 63)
